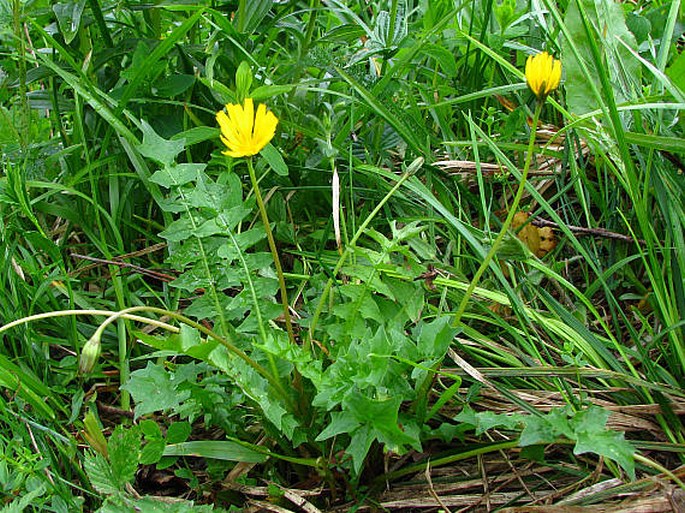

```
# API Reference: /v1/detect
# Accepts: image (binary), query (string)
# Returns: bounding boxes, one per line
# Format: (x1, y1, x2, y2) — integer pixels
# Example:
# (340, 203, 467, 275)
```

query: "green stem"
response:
(247, 158, 297, 347)
(302, 0, 320, 53)
(377, 440, 520, 483)
(225, 226, 285, 395)
(90, 306, 293, 408)
(0, 310, 178, 336)
(634, 453, 685, 489)
(117, 318, 129, 411)
(452, 100, 544, 326)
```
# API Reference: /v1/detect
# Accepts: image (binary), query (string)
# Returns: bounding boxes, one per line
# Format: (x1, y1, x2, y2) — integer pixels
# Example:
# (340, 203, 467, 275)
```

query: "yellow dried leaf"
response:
(537, 227, 557, 257)
(512, 212, 540, 256)
(510, 212, 556, 258)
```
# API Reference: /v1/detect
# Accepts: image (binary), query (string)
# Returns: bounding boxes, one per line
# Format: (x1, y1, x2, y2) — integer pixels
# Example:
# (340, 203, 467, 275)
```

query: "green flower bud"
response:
(79, 334, 101, 374)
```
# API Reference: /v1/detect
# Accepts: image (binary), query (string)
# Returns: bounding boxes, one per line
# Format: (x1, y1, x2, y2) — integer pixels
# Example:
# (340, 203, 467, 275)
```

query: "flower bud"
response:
(79, 334, 101, 374)
(525, 51, 562, 101)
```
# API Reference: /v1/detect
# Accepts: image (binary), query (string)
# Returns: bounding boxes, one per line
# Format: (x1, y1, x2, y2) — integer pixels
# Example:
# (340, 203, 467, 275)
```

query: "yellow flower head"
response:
(525, 51, 562, 100)
(216, 98, 278, 158)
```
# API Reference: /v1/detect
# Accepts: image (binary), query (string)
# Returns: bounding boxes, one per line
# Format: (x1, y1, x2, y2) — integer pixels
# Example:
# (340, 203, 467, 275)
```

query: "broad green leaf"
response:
(422, 43, 457, 76)
(149, 163, 204, 188)
(168, 267, 215, 293)
(519, 408, 573, 446)
(96, 497, 140, 513)
(84, 452, 120, 496)
(135, 329, 221, 363)
(519, 416, 557, 447)
(414, 316, 458, 359)
(159, 217, 195, 242)
(179, 325, 202, 352)
(520, 444, 546, 463)
(625, 11, 651, 44)
(666, 50, 685, 94)
(570, 405, 611, 433)
(251, 84, 295, 101)
(341, 259, 395, 298)
(343, 391, 417, 455)
(455, 406, 523, 436)
(319, 24, 367, 44)
(370, 6, 407, 50)
(199, 77, 236, 105)
(217, 229, 266, 261)
(97, 496, 225, 513)
(53, 0, 86, 44)
(193, 219, 223, 238)
(262, 395, 296, 437)
(454, 405, 478, 426)
(346, 424, 375, 474)
(386, 278, 424, 323)
(153, 74, 196, 98)
(0, 107, 20, 146)
(571, 406, 635, 479)
(137, 121, 185, 167)
(171, 126, 219, 146)
(337, 284, 383, 321)
(472, 411, 522, 436)
(316, 411, 361, 441)
(121, 362, 191, 418)
(163, 441, 267, 463)
(574, 430, 635, 480)
(139, 440, 165, 466)
(260, 143, 288, 176)
(166, 422, 192, 444)
(107, 426, 140, 488)
(540, 408, 575, 438)
(562, 0, 641, 116)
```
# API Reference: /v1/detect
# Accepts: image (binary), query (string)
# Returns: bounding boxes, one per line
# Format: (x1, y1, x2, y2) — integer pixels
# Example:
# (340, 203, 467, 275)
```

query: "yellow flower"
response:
(216, 98, 278, 158)
(525, 51, 562, 100)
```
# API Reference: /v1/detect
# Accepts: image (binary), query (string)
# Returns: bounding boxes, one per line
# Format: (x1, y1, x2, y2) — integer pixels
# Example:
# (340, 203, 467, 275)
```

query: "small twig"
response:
(222, 483, 321, 498)
(529, 216, 645, 244)
(96, 401, 134, 419)
(425, 461, 453, 513)
(70, 253, 176, 282)
(480, 453, 491, 512)
(282, 488, 323, 513)
(247, 500, 296, 513)
(435, 159, 556, 178)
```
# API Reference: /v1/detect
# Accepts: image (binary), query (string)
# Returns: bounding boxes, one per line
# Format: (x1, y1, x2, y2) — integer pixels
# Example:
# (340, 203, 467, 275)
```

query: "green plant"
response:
(1, 0, 684, 510)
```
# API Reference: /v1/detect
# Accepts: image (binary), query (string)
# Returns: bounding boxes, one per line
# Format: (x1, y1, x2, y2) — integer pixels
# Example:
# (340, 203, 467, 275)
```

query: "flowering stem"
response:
(246, 158, 297, 347)
(0, 309, 179, 335)
(452, 100, 544, 326)
(90, 306, 293, 407)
